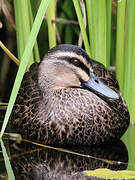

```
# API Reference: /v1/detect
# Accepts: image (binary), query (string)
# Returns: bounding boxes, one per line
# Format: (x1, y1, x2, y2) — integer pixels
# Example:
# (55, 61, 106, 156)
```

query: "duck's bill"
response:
(83, 72, 119, 100)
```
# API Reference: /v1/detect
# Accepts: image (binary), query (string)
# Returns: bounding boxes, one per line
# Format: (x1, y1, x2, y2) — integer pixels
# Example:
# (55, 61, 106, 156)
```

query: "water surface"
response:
(0, 122, 135, 179)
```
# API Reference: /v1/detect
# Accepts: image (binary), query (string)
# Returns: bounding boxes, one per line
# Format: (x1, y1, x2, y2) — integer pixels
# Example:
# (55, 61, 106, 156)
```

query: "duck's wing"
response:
(11, 63, 42, 129)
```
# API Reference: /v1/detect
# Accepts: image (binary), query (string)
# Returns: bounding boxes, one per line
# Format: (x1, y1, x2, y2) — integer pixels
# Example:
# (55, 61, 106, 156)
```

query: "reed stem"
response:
(123, 0, 135, 121)
(86, 0, 107, 66)
(46, 0, 56, 48)
(116, 0, 126, 92)
(73, 0, 91, 57)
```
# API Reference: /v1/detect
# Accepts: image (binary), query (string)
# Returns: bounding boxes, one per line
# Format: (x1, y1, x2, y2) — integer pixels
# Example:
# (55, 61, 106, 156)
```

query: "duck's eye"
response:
(71, 59, 80, 66)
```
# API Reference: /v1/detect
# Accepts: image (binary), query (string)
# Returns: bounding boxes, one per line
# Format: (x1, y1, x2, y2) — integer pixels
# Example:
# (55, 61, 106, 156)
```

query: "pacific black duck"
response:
(11, 44, 130, 146)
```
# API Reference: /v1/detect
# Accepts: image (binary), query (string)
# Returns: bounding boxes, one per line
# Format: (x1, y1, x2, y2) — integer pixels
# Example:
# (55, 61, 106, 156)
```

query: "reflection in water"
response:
(10, 140, 128, 180)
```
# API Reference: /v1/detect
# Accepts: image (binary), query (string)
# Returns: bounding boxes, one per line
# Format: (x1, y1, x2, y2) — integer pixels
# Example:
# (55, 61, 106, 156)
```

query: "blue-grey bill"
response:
(84, 72, 119, 99)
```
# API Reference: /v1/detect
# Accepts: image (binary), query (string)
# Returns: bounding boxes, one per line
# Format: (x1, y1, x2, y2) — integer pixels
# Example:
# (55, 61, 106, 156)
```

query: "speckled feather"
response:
(11, 45, 130, 146)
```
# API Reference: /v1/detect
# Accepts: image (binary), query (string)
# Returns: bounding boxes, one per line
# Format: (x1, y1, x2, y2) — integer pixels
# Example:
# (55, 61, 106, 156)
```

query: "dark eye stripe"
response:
(57, 56, 89, 76)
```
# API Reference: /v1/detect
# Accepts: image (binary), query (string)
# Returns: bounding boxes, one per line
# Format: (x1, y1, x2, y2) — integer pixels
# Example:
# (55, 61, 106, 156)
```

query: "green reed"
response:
(86, 0, 112, 68)
(116, 0, 126, 91)
(0, 140, 15, 180)
(116, 0, 135, 122)
(14, 0, 40, 66)
(73, 0, 91, 56)
(0, 0, 50, 139)
(46, 0, 56, 48)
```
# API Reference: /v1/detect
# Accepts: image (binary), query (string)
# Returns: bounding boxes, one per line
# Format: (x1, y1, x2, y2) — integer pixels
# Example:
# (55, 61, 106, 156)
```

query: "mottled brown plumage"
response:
(11, 44, 130, 146)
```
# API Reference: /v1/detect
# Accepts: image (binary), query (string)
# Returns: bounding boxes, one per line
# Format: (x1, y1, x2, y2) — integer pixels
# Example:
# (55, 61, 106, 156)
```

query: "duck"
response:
(11, 44, 130, 146)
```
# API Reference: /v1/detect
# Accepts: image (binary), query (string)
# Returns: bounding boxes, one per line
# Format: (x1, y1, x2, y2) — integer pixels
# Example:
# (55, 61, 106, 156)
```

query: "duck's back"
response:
(11, 63, 42, 139)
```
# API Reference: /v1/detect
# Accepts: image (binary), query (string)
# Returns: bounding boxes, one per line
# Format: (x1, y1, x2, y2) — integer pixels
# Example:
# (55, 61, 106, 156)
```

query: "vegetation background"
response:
(0, 0, 135, 179)
(0, 0, 135, 137)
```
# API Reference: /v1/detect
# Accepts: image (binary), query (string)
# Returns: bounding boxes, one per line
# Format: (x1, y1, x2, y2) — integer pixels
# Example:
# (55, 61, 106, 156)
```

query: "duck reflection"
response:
(11, 140, 128, 180)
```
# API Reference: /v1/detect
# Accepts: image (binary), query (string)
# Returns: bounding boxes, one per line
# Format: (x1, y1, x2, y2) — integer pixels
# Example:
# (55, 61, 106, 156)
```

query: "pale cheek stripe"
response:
(50, 51, 92, 71)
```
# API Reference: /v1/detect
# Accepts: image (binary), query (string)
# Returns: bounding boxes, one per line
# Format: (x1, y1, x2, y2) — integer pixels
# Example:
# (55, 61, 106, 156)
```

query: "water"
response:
(0, 124, 135, 179)
(122, 125, 135, 170)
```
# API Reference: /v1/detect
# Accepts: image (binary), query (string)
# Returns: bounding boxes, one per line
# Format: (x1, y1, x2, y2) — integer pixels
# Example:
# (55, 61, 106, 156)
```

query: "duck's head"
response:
(38, 44, 119, 99)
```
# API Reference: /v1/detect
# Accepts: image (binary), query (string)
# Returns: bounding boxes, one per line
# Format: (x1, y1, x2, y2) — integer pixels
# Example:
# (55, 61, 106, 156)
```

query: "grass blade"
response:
(28, 0, 40, 63)
(73, 0, 91, 57)
(86, 0, 107, 66)
(106, 0, 112, 68)
(0, 140, 15, 180)
(14, 0, 40, 66)
(0, 41, 20, 67)
(116, 0, 126, 92)
(46, 0, 56, 48)
(123, 0, 135, 122)
(0, 0, 50, 139)
(14, 0, 34, 64)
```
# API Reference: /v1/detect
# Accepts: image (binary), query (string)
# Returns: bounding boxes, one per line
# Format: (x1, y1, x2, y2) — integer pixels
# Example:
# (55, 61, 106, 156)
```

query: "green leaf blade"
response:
(1, 140, 15, 180)
(0, 0, 50, 139)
